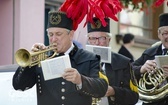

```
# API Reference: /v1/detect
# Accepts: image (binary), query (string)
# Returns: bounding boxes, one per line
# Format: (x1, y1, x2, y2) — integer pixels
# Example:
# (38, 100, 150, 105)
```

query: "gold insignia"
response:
(91, 20, 101, 29)
(50, 14, 61, 25)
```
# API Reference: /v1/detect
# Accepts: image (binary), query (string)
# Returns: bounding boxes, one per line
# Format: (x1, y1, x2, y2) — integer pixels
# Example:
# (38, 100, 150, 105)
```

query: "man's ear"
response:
(108, 37, 111, 42)
(158, 34, 161, 40)
(158, 30, 161, 40)
(69, 30, 74, 40)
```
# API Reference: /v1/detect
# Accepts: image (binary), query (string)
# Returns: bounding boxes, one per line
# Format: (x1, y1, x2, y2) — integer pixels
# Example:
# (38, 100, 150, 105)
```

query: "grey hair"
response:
(87, 32, 112, 37)
(106, 33, 112, 37)
(46, 29, 70, 33)
(158, 27, 161, 34)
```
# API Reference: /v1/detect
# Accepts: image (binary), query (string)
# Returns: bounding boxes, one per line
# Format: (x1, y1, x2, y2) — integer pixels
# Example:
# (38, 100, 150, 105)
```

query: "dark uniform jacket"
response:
(12, 45, 108, 105)
(104, 52, 139, 105)
(132, 44, 168, 105)
(118, 45, 134, 62)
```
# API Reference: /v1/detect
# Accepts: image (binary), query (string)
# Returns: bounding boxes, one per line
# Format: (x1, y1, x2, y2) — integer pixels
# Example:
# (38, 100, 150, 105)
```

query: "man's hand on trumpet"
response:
(31, 43, 47, 52)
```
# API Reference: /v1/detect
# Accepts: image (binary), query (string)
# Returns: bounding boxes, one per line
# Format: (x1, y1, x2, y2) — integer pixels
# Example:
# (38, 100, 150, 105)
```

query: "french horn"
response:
(138, 67, 168, 103)
(15, 45, 57, 67)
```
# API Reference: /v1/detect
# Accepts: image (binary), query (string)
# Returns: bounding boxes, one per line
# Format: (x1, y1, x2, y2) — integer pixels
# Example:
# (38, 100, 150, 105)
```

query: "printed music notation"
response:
(85, 45, 111, 63)
(41, 55, 71, 81)
(155, 55, 168, 68)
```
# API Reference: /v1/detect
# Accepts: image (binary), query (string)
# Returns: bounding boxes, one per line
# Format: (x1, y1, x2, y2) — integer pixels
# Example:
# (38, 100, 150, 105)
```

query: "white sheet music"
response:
(41, 55, 71, 81)
(155, 55, 168, 68)
(85, 45, 111, 63)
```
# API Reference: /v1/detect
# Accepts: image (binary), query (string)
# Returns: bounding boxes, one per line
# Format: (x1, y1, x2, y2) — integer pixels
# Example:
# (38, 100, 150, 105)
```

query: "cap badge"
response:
(91, 20, 101, 29)
(50, 14, 61, 25)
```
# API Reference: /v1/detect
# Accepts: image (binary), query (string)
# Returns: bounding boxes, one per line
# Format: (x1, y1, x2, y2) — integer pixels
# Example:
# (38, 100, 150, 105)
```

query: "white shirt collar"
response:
(162, 44, 166, 50)
(64, 43, 74, 55)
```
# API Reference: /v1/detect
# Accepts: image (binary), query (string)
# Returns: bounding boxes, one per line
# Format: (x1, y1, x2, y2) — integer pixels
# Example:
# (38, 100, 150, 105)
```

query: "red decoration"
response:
(59, 0, 122, 30)
(59, 0, 167, 30)
(153, 0, 165, 7)
(121, 0, 167, 11)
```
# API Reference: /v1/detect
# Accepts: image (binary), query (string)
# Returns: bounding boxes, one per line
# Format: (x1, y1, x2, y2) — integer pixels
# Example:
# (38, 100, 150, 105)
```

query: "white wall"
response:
(0, 0, 14, 65)
(0, 0, 45, 65)
(0, 72, 36, 105)
(164, 2, 168, 13)
(14, 0, 45, 52)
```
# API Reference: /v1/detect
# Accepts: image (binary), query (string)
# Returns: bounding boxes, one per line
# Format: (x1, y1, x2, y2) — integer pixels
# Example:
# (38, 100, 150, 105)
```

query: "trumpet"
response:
(15, 45, 57, 67)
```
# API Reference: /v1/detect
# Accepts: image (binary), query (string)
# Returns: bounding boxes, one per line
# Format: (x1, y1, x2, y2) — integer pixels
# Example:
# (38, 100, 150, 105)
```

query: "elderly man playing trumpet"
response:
(12, 11, 108, 105)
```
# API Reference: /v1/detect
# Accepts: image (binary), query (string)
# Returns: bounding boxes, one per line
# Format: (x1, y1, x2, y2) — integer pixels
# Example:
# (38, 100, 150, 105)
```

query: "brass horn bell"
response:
(138, 67, 168, 103)
(15, 46, 57, 67)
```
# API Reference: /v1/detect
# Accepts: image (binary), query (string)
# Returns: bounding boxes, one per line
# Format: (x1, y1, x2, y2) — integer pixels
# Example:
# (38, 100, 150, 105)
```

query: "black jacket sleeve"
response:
(111, 63, 139, 105)
(79, 75, 108, 98)
(13, 66, 37, 91)
(108, 53, 139, 105)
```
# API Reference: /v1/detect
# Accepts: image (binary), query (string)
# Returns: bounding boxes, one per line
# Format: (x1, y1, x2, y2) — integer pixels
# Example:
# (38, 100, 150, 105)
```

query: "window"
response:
(119, 5, 163, 47)
(119, 9, 152, 38)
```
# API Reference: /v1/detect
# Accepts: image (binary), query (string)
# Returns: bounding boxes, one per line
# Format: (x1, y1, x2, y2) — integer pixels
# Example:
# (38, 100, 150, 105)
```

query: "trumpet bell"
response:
(15, 49, 31, 67)
(15, 45, 57, 67)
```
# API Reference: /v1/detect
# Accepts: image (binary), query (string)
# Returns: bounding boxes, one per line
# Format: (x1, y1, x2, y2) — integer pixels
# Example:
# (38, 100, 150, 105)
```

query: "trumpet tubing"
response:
(15, 46, 57, 67)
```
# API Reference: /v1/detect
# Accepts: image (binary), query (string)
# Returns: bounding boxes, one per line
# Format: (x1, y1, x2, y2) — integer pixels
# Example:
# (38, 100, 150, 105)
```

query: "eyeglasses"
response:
(88, 36, 107, 42)
(161, 32, 168, 37)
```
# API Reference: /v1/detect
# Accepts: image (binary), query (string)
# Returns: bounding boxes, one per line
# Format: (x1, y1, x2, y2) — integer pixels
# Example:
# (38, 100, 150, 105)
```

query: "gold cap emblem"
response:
(91, 19, 101, 29)
(50, 14, 61, 25)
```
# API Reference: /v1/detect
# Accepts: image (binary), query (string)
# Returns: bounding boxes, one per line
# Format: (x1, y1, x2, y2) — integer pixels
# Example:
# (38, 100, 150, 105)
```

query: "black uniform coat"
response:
(104, 52, 139, 105)
(13, 45, 108, 105)
(132, 44, 168, 105)
(118, 45, 134, 62)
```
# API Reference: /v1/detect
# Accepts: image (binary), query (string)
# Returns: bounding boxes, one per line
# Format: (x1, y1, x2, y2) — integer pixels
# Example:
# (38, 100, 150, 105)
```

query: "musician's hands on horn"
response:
(140, 60, 168, 78)
(140, 60, 156, 74)
(31, 43, 47, 52)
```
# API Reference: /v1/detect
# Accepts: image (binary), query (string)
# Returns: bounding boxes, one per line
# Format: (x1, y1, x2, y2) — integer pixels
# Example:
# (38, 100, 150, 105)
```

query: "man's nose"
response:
(95, 39, 100, 45)
(51, 35, 58, 41)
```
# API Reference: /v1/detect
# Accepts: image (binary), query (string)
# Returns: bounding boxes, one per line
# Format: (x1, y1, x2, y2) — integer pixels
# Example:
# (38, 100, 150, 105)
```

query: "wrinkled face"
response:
(158, 26, 168, 48)
(87, 32, 111, 47)
(47, 27, 74, 53)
